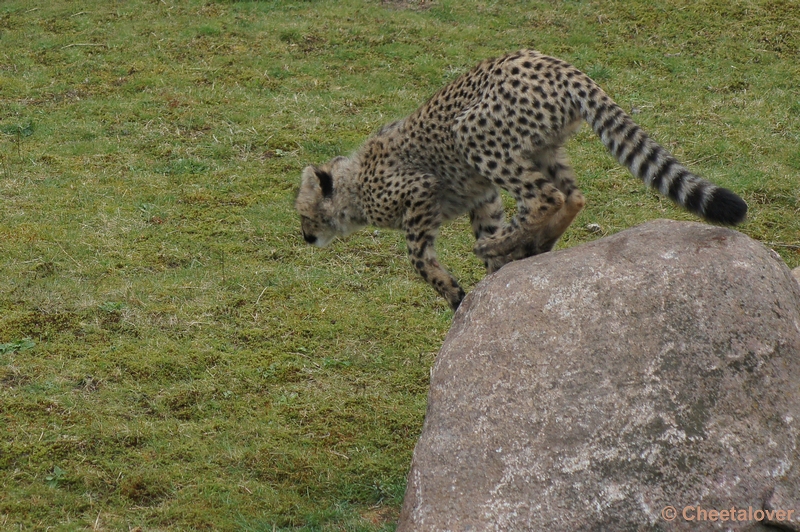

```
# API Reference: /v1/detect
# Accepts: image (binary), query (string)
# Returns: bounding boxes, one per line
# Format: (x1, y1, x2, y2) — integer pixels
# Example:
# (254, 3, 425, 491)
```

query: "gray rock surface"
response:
(793, 266, 800, 285)
(398, 219, 800, 531)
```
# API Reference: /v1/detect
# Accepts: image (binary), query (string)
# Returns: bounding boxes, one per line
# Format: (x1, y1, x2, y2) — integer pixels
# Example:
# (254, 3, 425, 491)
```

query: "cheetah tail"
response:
(573, 80, 748, 226)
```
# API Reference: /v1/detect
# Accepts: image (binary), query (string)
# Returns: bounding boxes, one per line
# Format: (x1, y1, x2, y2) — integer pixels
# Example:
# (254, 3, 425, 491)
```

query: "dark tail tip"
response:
(704, 187, 748, 225)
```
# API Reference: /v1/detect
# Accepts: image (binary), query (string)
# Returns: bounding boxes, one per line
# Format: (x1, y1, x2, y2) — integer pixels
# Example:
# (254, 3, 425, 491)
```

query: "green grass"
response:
(1, 0, 798, 529)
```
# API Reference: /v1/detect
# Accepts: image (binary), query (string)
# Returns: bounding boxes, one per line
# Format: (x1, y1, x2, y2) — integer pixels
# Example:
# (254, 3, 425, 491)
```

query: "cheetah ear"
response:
(314, 168, 334, 198)
(300, 165, 334, 200)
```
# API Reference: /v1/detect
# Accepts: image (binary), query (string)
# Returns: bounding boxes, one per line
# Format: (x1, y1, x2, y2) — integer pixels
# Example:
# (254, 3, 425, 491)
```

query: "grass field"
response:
(1, 0, 798, 530)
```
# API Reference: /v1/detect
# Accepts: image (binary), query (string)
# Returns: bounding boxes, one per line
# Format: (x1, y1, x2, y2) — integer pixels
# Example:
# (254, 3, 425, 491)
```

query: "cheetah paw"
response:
(474, 237, 507, 260)
(485, 256, 510, 274)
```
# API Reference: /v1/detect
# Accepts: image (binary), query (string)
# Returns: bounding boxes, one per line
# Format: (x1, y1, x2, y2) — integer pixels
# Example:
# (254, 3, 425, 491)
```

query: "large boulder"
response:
(398, 219, 800, 531)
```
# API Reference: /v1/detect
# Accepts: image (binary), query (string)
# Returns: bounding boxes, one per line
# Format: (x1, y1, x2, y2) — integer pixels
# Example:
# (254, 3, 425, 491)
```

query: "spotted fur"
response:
(295, 50, 747, 310)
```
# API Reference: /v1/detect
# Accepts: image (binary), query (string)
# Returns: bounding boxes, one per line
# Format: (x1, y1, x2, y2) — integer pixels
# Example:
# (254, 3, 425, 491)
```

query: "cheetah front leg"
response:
(404, 208, 465, 311)
(469, 190, 510, 274)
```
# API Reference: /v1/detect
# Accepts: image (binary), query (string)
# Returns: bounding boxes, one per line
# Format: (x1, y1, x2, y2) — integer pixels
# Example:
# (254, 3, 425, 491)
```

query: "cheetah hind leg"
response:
(536, 187, 585, 253)
(490, 184, 585, 263)
(474, 151, 586, 266)
(531, 147, 586, 253)
(473, 174, 565, 264)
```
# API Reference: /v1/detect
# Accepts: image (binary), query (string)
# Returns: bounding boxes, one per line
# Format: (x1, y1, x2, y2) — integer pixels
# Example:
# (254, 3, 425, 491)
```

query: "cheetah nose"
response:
(303, 232, 317, 245)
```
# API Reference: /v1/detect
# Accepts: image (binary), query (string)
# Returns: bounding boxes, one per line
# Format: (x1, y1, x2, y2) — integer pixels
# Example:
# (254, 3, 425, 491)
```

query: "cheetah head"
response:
(295, 156, 364, 247)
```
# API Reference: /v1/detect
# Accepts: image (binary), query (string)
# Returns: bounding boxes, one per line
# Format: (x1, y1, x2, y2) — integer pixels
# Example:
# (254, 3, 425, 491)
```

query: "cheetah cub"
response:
(296, 50, 747, 310)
